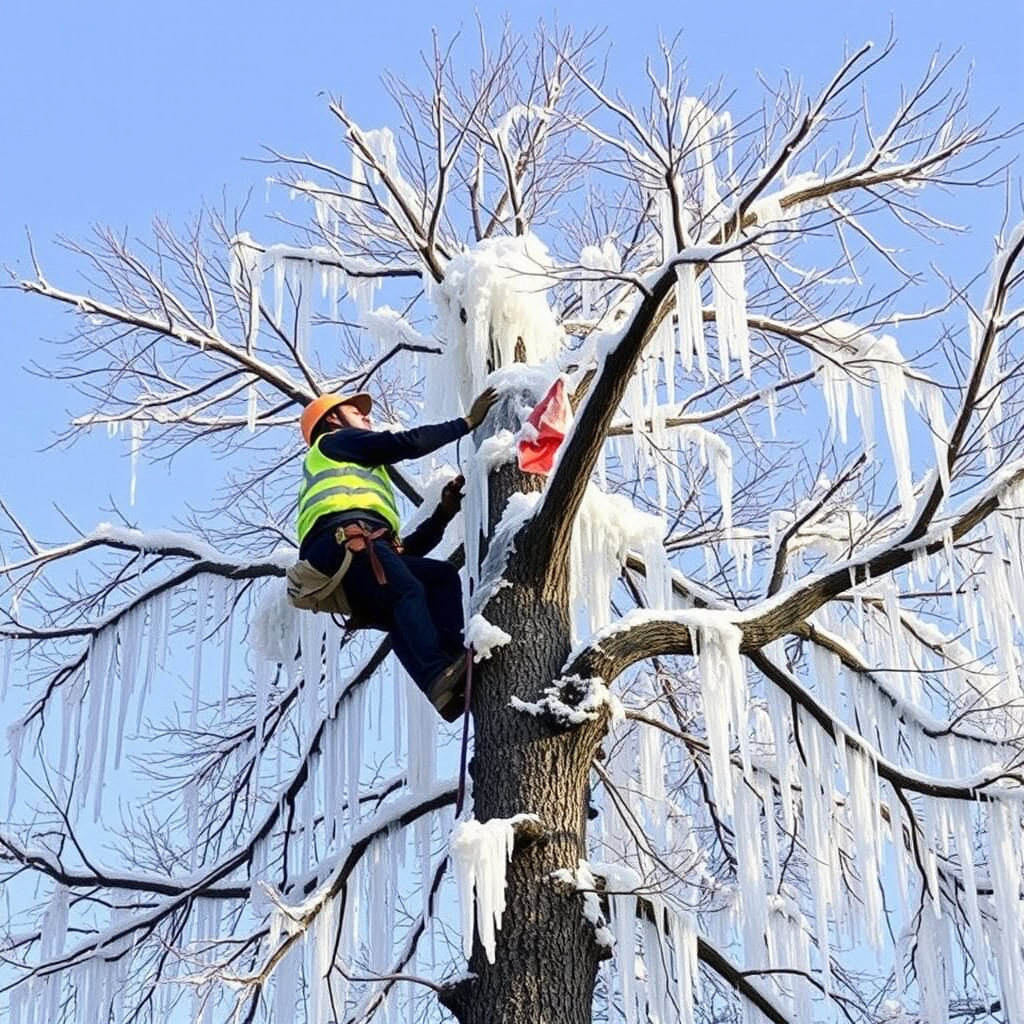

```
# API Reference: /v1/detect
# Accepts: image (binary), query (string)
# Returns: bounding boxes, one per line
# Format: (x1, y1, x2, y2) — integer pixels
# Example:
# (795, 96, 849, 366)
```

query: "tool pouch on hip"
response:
(285, 548, 354, 615)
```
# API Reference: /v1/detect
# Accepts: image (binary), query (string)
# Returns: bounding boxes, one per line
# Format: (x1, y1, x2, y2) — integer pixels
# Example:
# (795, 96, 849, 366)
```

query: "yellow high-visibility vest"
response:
(296, 438, 400, 542)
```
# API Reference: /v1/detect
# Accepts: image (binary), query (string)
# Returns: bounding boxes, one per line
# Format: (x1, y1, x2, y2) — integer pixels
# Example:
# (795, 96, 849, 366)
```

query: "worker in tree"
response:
(295, 386, 498, 720)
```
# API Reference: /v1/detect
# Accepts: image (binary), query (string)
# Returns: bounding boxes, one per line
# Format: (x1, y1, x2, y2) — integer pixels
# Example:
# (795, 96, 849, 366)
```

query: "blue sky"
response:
(2, 0, 1022, 535)
(0, 6, 1021, 1016)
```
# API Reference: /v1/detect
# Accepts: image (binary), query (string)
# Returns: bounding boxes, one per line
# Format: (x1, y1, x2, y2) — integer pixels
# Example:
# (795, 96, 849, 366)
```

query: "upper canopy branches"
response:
(5, 25, 1024, 1024)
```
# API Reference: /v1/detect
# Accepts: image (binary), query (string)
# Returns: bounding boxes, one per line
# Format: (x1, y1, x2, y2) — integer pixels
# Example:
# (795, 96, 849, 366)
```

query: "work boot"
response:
(427, 655, 467, 722)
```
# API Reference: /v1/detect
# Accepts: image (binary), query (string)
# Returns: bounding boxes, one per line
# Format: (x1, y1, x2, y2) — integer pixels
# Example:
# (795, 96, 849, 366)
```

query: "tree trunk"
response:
(441, 410, 611, 1024)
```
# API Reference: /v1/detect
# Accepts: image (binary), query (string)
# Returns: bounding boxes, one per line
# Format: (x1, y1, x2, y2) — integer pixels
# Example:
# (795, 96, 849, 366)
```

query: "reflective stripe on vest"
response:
(296, 439, 401, 542)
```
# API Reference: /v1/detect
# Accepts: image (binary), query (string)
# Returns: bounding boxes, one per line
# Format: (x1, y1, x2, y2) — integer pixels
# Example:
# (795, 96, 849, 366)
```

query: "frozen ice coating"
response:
(450, 815, 539, 963)
(812, 323, 920, 514)
(250, 578, 300, 665)
(569, 484, 672, 640)
(580, 240, 621, 322)
(675, 262, 708, 382)
(229, 232, 263, 350)
(11, 42, 1024, 1024)
(510, 675, 624, 727)
(676, 424, 733, 529)
(361, 304, 429, 350)
(552, 860, 614, 948)
(690, 616, 747, 818)
(709, 252, 751, 379)
(425, 234, 564, 415)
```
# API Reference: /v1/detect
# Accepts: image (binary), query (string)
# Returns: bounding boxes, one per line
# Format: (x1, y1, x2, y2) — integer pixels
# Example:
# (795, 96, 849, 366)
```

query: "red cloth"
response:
(517, 376, 572, 475)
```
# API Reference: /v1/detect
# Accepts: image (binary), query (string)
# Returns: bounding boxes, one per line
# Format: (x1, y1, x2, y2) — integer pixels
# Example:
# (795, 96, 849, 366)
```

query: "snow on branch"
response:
(18, 274, 311, 406)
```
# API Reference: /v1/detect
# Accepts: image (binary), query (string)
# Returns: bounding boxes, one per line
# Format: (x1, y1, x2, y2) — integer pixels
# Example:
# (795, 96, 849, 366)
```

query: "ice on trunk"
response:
(450, 815, 538, 964)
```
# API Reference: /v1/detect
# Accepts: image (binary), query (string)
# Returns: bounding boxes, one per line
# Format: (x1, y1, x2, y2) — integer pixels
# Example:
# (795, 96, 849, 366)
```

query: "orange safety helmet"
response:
(300, 391, 373, 445)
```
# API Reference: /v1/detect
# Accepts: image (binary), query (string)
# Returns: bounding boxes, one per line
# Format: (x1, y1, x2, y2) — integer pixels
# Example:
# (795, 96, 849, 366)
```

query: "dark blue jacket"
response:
(299, 417, 469, 562)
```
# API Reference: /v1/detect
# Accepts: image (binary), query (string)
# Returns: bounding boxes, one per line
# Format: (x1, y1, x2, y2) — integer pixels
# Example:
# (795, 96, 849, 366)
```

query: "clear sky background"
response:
(1, 0, 1022, 537)
(0, 6, 1021, 1017)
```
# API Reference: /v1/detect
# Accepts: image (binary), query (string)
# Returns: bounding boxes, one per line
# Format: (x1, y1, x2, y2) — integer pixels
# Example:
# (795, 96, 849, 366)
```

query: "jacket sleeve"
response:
(400, 506, 453, 557)
(318, 418, 470, 466)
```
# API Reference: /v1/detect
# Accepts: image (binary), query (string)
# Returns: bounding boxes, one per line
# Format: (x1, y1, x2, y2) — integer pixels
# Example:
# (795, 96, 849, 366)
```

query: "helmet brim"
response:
(338, 391, 373, 416)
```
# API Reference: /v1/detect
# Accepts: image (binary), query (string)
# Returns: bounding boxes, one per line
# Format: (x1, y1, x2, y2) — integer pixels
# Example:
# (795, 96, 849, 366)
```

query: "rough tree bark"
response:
(434, 388, 608, 1024)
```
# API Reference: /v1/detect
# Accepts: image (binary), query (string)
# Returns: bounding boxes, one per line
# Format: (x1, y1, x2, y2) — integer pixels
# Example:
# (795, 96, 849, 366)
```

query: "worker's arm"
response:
(318, 388, 499, 465)
(401, 507, 450, 557)
(318, 418, 470, 466)
(401, 475, 465, 557)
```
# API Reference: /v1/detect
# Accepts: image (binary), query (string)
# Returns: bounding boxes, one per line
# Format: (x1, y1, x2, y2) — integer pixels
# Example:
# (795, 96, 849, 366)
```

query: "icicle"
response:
(309, 896, 339, 1024)
(191, 575, 209, 731)
(638, 717, 667, 846)
(846, 746, 883, 951)
(346, 685, 365, 826)
(295, 260, 313, 359)
(764, 385, 777, 437)
(113, 608, 141, 769)
(605, 864, 641, 1024)
(872, 338, 914, 514)
(710, 253, 751, 378)
(128, 419, 143, 505)
(450, 816, 534, 964)
(643, 901, 669, 1024)
(658, 190, 675, 262)
(219, 586, 233, 712)
(230, 233, 262, 351)
(734, 783, 768, 969)
(668, 911, 697, 1024)
(85, 629, 117, 819)
(675, 263, 708, 383)
(246, 383, 258, 432)
(691, 617, 746, 816)
(796, 709, 834, 991)
(678, 426, 733, 530)
(726, 528, 755, 588)
(138, 592, 163, 732)
(406, 677, 437, 795)
(987, 800, 1024, 1021)
(0, 635, 11, 702)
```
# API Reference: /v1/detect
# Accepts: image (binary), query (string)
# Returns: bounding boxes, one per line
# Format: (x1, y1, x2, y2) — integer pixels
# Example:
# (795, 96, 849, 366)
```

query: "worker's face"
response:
(334, 402, 372, 430)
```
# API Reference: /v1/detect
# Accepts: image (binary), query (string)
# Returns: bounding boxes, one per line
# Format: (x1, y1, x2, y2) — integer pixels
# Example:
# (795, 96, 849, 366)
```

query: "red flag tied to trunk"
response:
(517, 376, 572, 475)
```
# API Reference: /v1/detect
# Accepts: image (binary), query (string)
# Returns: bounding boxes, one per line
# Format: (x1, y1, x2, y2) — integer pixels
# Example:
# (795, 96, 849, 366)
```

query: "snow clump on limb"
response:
(550, 860, 614, 948)
(465, 614, 512, 662)
(510, 676, 625, 728)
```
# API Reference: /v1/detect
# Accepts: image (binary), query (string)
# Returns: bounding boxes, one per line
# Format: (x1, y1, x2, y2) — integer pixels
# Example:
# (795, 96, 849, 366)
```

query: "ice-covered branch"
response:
(566, 462, 1024, 682)
(230, 238, 422, 280)
(766, 453, 868, 597)
(17, 276, 311, 405)
(1, 522, 287, 582)
(0, 833, 248, 900)
(909, 221, 1024, 537)
(329, 104, 448, 281)
(526, 236, 758, 572)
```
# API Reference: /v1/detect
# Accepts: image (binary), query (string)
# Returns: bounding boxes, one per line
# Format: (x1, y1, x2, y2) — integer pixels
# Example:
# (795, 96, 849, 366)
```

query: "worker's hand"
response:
(440, 474, 465, 517)
(465, 386, 499, 429)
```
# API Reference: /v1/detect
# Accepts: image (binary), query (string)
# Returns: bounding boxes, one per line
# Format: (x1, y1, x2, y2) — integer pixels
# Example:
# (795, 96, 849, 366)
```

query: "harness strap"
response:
(336, 523, 399, 586)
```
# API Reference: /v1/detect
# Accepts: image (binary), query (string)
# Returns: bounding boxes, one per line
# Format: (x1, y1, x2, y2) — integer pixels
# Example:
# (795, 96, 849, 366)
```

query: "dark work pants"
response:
(303, 529, 464, 693)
